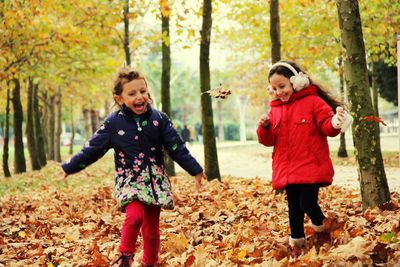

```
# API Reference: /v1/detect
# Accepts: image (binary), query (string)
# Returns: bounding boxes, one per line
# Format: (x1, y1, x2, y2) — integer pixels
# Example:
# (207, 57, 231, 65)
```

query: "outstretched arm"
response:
(61, 119, 112, 175)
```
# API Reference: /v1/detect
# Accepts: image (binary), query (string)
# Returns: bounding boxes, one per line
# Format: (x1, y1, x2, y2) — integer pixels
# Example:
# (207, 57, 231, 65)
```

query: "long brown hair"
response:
(268, 61, 343, 110)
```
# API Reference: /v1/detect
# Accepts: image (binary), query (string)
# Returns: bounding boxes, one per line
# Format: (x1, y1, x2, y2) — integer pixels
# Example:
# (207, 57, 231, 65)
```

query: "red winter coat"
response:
(257, 85, 341, 190)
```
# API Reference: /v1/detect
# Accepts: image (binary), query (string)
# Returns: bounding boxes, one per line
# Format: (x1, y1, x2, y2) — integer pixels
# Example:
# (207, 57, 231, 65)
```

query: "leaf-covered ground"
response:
(0, 160, 399, 266)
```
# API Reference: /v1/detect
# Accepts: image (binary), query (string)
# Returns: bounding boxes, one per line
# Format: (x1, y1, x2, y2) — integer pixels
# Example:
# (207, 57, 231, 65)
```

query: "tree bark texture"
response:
(12, 78, 26, 173)
(371, 62, 379, 117)
(2, 87, 11, 177)
(161, 3, 175, 176)
(26, 77, 41, 170)
(54, 88, 62, 162)
(41, 91, 49, 160)
(336, 0, 390, 209)
(82, 108, 92, 141)
(338, 56, 348, 157)
(200, 0, 220, 180)
(270, 0, 281, 63)
(47, 94, 55, 160)
(33, 83, 46, 167)
(90, 109, 100, 134)
(124, 0, 131, 66)
(69, 100, 75, 155)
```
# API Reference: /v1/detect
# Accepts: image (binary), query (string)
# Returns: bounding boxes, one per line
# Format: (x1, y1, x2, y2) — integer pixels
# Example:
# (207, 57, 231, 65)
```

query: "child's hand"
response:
(331, 107, 346, 129)
(258, 114, 271, 128)
(267, 86, 278, 100)
(194, 172, 207, 192)
(60, 166, 69, 180)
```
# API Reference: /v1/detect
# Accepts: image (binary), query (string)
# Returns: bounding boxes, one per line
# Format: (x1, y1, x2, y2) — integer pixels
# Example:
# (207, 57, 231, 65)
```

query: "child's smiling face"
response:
(115, 78, 149, 115)
(269, 73, 294, 102)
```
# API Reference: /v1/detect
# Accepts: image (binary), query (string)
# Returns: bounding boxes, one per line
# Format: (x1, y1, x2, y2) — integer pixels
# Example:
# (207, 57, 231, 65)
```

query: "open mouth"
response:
(134, 103, 145, 108)
(132, 102, 146, 113)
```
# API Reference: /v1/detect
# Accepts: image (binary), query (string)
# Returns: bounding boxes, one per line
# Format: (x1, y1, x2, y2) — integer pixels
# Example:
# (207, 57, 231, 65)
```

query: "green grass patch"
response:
(0, 155, 114, 198)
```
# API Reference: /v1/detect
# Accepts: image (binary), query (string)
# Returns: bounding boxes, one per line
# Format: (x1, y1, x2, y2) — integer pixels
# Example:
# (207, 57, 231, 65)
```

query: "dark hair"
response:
(268, 61, 343, 110)
(112, 67, 152, 106)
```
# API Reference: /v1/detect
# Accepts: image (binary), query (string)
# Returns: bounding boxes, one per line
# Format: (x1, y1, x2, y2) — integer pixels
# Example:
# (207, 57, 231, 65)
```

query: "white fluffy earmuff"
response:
(269, 62, 310, 91)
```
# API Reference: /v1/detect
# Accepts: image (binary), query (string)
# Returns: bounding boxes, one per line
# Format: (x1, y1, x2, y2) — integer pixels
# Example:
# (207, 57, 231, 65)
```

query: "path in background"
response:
(177, 134, 400, 191)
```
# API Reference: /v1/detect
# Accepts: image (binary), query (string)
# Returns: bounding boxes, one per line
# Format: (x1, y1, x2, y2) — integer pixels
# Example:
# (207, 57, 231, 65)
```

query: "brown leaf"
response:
(184, 254, 195, 267)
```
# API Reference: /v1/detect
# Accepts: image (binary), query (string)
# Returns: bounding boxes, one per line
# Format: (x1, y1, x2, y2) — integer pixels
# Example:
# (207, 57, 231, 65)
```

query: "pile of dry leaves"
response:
(0, 161, 399, 266)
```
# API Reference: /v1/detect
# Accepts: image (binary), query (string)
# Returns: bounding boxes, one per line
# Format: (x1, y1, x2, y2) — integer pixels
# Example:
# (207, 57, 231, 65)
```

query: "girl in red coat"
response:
(257, 61, 352, 255)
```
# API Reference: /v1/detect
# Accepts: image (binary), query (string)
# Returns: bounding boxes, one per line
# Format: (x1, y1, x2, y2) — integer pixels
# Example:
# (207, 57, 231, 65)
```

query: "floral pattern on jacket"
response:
(62, 105, 203, 210)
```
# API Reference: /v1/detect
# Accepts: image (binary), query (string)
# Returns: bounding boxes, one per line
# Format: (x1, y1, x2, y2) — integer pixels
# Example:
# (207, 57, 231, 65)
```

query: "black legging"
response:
(286, 184, 325, 238)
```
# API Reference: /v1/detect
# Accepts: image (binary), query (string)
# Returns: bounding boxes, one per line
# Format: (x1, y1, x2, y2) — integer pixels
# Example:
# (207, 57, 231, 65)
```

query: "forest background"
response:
(1, 0, 400, 266)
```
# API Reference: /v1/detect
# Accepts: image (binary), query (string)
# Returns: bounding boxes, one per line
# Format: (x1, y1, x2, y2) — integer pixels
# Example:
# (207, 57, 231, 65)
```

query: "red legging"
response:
(119, 201, 161, 265)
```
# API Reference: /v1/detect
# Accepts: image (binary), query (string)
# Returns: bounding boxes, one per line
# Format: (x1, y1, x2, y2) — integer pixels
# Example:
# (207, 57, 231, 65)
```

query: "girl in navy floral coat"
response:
(62, 68, 206, 267)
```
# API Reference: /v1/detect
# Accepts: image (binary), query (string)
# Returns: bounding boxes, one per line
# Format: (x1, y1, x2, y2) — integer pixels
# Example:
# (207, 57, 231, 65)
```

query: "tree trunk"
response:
(54, 88, 62, 162)
(337, 56, 348, 157)
(26, 77, 41, 170)
(12, 78, 26, 173)
(123, 0, 131, 66)
(2, 87, 11, 177)
(41, 91, 49, 159)
(82, 108, 92, 141)
(200, 0, 220, 180)
(161, 1, 175, 176)
(34, 82, 46, 167)
(90, 109, 100, 134)
(47, 94, 56, 160)
(69, 99, 75, 155)
(371, 62, 379, 117)
(336, 0, 390, 209)
(270, 0, 281, 63)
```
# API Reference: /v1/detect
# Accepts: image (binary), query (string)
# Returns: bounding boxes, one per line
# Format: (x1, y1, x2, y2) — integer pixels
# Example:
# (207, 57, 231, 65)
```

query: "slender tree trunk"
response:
(82, 108, 92, 141)
(34, 83, 46, 167)
(2, 87, 11, 177)
(54, 88, 62, 162)
(90, 109, 100, 134)
(47, 94, 55, 160)
(336, 0, 390, 209)
(12, 78, 26, 173)
(200, 0, 220, 180)
(161, 0, 175, 176)
(123, 0, 131, 66)
(338, 56, 348, 157)
(270, 0, 281, 63)
(26, 77, 41, 170)
(69, 99, 75, 155)
(41, 91, 49, 159)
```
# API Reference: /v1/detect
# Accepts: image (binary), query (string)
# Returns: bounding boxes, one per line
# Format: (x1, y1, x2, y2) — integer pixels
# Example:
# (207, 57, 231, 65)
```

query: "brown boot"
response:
(112, 253, 134, 267)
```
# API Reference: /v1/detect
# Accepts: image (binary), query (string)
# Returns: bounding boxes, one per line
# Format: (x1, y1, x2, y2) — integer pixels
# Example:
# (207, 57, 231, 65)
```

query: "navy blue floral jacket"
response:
(62, 105, 203, 210)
